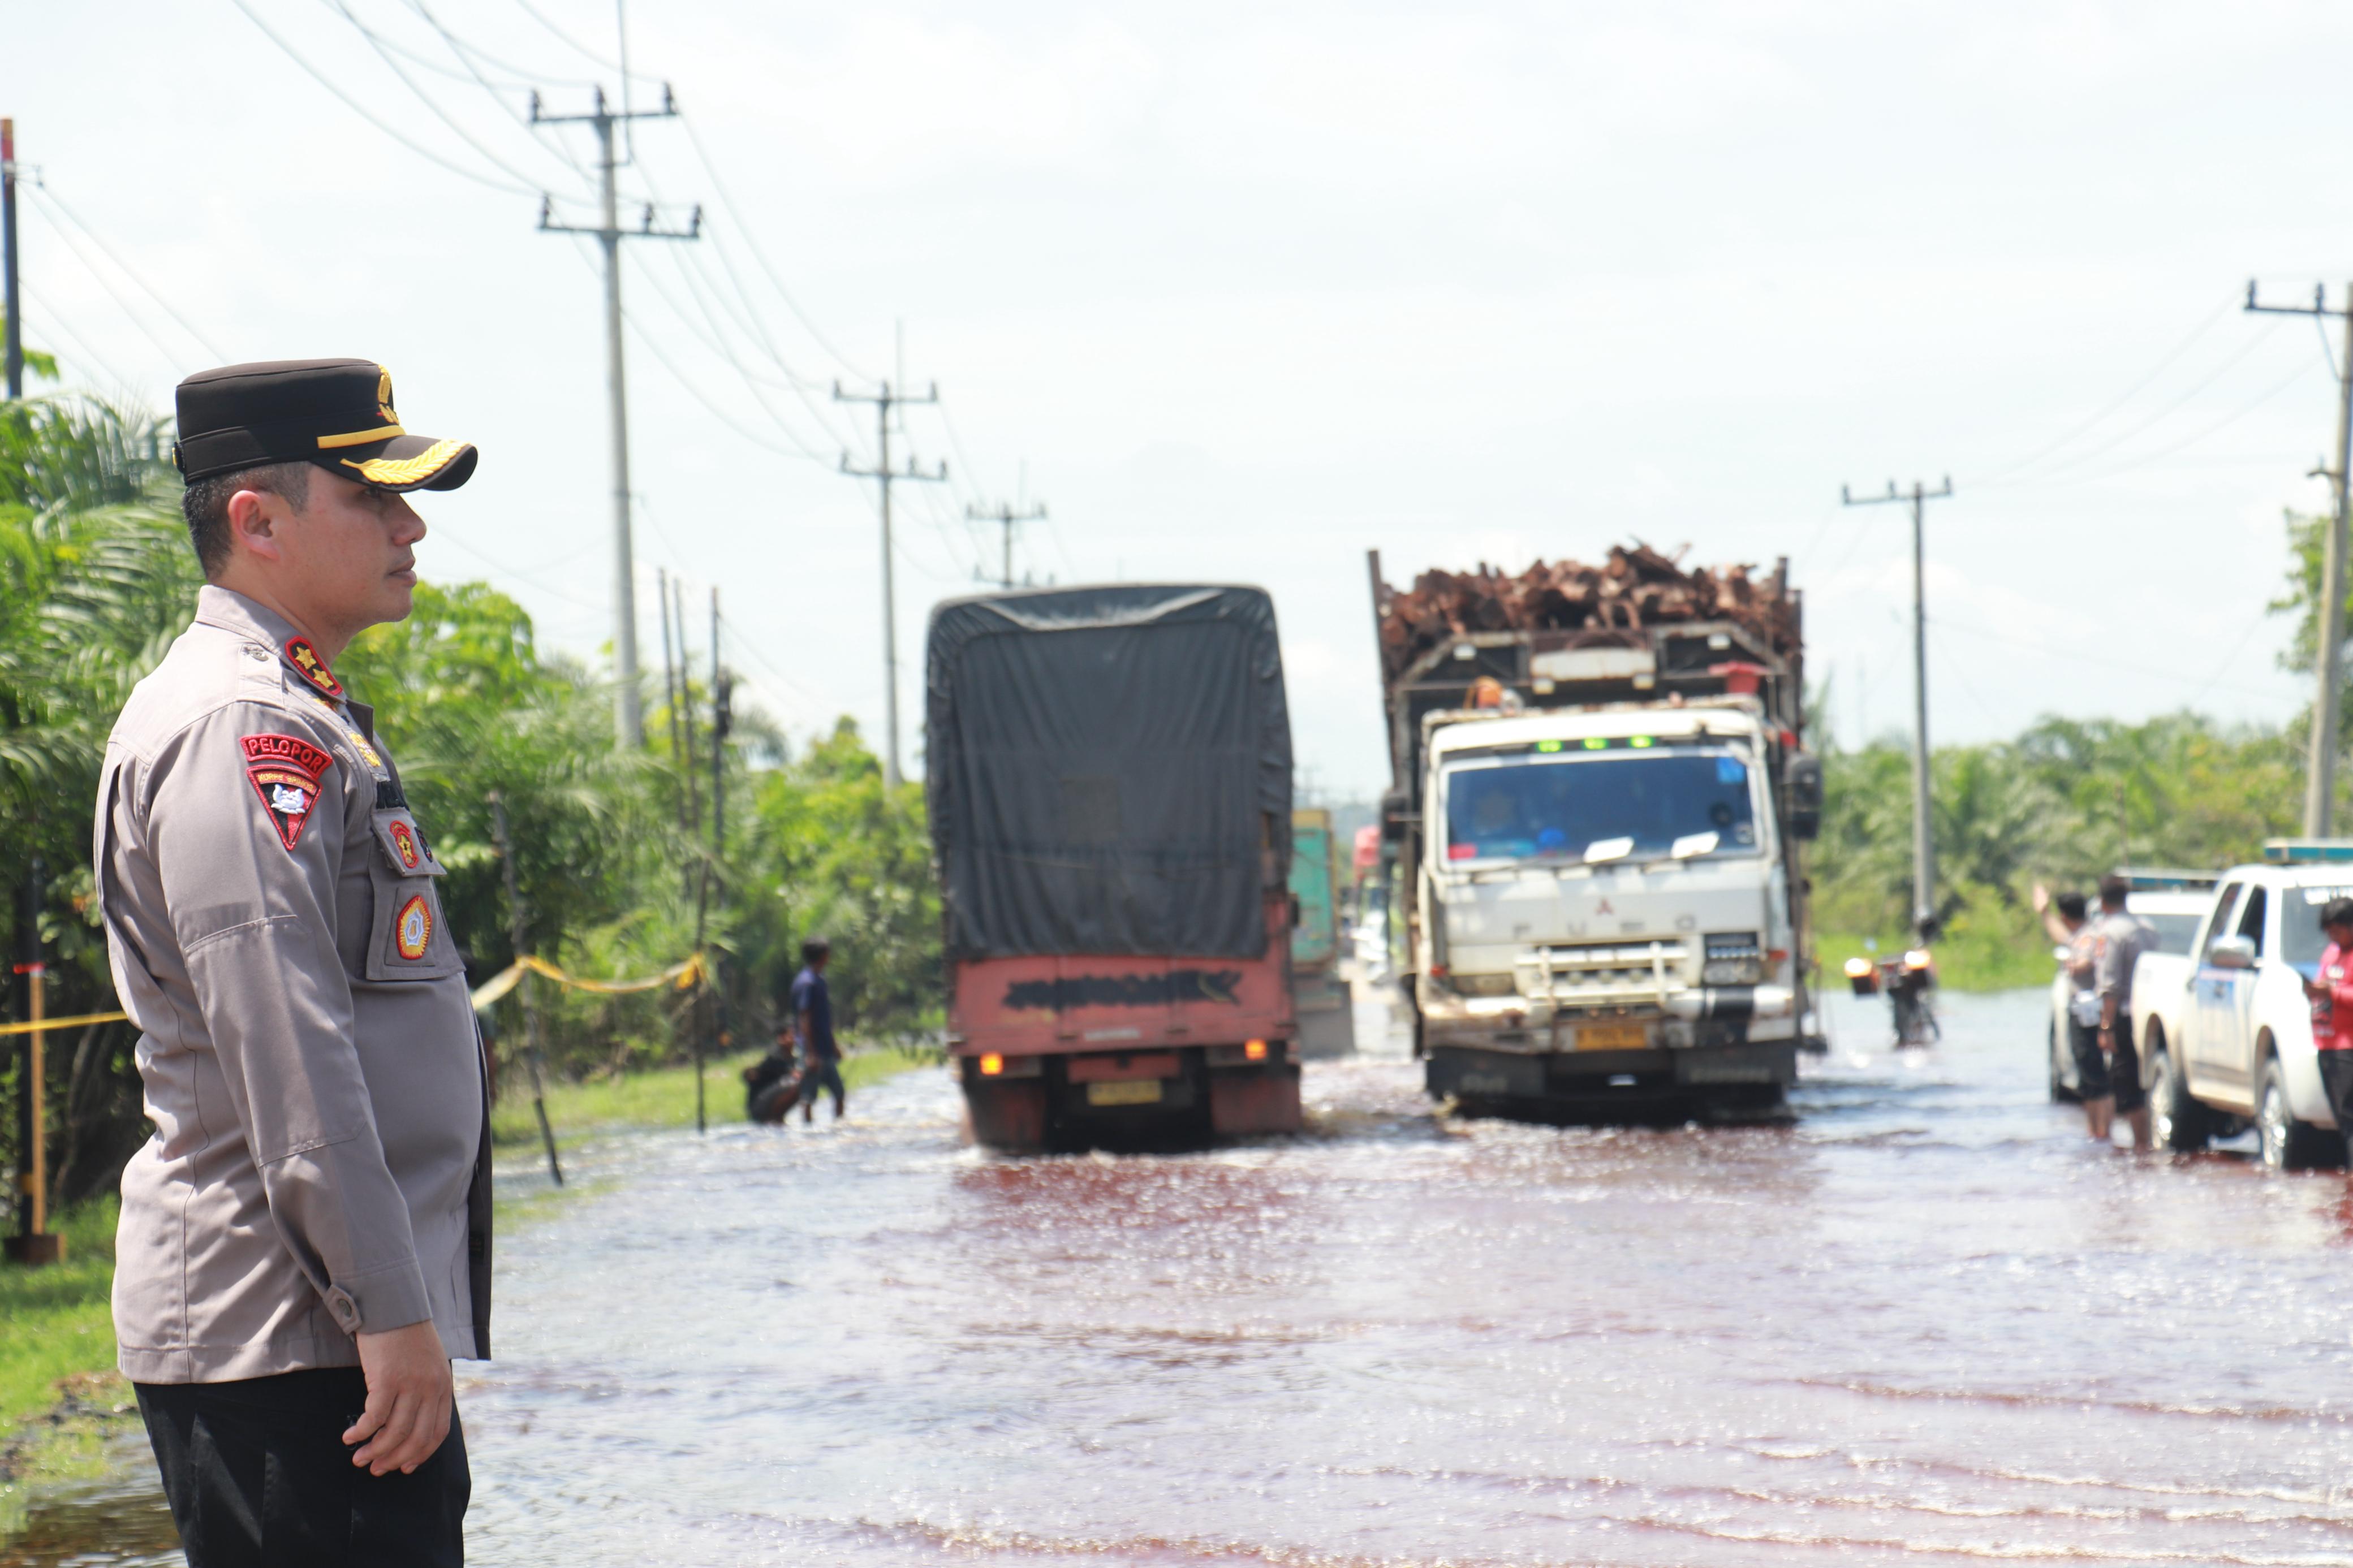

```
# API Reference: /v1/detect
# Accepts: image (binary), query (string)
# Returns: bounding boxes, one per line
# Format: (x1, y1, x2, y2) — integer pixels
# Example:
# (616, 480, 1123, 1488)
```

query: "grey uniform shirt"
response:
(95, 585, 490, 1384)
(2093, 909, 2159, 1012)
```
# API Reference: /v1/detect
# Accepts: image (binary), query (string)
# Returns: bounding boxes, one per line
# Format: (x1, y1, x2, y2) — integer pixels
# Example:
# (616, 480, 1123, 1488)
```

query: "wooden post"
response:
(7, 859, 62, 1267)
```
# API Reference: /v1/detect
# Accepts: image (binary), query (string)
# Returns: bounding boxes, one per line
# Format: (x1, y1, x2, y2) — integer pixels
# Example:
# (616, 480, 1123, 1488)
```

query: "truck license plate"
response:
(1575, 1022, 1649, 1051)
(1087, 1078, 1163, 1107)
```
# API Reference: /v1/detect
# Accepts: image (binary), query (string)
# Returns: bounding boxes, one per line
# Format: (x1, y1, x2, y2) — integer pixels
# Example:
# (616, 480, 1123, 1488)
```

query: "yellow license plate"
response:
(1087, 1078, 1163, 1107)
(1575, 1021, 1649, 1051)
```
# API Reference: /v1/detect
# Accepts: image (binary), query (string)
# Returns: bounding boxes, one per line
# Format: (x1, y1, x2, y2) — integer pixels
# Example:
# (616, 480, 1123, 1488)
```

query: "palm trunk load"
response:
(1374, 542, 1798, 682)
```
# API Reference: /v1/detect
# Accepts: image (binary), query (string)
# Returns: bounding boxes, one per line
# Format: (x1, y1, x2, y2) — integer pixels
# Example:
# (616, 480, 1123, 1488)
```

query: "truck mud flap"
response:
(1209, 1064, 1303, 1135)
(964, 1079, 1049, 1152)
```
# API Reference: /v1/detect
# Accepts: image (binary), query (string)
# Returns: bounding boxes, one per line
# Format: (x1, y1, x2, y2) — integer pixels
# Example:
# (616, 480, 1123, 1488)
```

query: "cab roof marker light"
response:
(1536, 739, 1563, 753)
(1630, 736, 1654, 748)
(1583, 737, 1608, 750)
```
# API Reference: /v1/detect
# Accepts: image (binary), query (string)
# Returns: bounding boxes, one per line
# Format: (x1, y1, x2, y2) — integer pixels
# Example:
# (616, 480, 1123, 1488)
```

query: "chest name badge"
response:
(240, 734, 334, 852)
(395, 895, 433, 961)
(283, 638, 343, 698)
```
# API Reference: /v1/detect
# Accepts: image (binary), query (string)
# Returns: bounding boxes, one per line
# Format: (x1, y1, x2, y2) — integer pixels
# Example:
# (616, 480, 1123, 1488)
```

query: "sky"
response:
(11, 0, 2353, 799)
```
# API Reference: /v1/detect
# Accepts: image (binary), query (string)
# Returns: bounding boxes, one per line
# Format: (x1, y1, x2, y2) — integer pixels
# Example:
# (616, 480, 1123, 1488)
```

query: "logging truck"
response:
(1369, 548, 1824, 1118)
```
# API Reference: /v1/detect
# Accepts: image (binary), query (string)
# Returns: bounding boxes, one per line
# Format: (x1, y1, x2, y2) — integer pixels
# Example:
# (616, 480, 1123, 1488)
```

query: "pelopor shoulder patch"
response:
(283, 638, 343, 698)
(241, 733, 334, 851)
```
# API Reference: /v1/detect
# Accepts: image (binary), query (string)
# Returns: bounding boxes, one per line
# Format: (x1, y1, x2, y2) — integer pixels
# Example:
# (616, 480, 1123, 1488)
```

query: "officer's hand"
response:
(346, 1320, 454, 1476)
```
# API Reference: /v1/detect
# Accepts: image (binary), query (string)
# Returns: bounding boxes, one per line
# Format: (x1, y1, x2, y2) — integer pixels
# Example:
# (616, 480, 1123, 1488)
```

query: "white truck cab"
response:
(2132, 843, 2353, 1167)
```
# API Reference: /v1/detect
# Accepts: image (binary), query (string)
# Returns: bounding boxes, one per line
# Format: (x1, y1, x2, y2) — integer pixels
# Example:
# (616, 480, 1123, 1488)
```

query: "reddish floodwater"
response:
(12, 986, 2353, 1566)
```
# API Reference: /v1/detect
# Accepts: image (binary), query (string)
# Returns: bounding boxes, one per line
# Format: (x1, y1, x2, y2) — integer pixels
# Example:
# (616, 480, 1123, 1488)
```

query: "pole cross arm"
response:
(2246, 279, 2352, 318)
(531, 83, 683, 126)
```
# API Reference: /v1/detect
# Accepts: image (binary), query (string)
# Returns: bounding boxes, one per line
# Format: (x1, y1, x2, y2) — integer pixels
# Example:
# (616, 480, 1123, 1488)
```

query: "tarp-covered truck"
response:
(1290, 809, 1356, 1057)
(926, 584, 1304, 1151)
(1369, 545, 1824, 1118)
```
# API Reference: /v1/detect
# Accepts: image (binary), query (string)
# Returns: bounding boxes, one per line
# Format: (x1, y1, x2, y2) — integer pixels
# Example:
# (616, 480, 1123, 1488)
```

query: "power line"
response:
(506, 0, 654, 81)
(1970, 298, 2235, 483)
(398, 0, 596, 88)
(228, 0, 541, 196)
(1975, 319, 2282, 490)
(18, 282, 140, 395)
(19, 196, 204, 374)
(23, 184, 227, 360)
(326, 0, 585, 193)
(678, 113, 872, 381)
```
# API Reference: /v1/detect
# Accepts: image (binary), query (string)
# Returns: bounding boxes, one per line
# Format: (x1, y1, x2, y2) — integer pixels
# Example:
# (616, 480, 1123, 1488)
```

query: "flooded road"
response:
(14, 985, 2353, 1565)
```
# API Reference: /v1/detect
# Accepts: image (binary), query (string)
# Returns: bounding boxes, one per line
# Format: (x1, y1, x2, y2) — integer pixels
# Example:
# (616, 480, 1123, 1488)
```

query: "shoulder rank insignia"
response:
(282, 638, 343, 698)
(240, 734, 334, 851)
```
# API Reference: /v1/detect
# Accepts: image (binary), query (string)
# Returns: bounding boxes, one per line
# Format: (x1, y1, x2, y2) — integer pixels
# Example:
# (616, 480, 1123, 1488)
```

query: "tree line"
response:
(1, 395, 938, 1208)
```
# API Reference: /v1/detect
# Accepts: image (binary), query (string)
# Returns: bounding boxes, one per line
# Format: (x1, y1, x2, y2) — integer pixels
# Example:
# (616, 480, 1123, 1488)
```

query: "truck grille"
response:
(1514, 940, 1690, 1008)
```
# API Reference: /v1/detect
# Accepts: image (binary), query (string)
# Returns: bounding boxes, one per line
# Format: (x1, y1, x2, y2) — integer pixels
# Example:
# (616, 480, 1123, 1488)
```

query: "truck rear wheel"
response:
(2145, 1036, 2207, 1152)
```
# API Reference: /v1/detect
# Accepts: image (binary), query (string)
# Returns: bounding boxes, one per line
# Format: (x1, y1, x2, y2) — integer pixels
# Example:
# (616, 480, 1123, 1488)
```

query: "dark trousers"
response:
(2320, 1049, 2353, 1160)
(135, 1367, 468, 1567)
(803, 1055, 846, 1114)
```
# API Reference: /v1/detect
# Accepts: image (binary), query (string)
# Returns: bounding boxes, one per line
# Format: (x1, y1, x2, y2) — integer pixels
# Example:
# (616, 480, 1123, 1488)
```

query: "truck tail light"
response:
(979, 1053, 1005, 1076)
(1244, 1039, 1268, 1061)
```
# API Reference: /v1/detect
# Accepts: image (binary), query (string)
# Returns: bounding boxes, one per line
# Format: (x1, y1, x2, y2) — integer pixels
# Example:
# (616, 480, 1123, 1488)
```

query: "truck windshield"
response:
(1441, 749, 1759, 865)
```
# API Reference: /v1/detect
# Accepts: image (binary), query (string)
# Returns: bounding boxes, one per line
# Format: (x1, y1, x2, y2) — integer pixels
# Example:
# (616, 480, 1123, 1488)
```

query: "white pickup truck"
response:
(2131, 845, 2352, 1168)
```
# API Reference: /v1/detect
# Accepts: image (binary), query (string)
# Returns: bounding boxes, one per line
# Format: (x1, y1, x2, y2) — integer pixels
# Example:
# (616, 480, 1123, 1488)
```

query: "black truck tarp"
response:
(925, 584, 1292, 960)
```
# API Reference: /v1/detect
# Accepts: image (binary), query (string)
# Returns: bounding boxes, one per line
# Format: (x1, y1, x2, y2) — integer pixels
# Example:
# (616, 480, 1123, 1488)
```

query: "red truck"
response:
(925, 584, 1304, 1151)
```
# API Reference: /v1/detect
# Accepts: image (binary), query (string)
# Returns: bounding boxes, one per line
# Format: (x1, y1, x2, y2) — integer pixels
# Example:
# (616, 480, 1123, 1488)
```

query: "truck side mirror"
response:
(1783, 751, 1823, 841)
(1381, 787, 1411, 844)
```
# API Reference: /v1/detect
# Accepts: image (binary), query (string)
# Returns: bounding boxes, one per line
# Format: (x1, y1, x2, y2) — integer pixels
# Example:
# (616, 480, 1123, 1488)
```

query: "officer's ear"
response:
(223, 484, 293, 565)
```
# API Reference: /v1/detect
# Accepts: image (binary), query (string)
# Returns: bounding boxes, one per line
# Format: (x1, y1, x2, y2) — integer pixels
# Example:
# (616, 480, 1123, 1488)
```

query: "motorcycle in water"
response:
(1843, 948, 1940, 1047)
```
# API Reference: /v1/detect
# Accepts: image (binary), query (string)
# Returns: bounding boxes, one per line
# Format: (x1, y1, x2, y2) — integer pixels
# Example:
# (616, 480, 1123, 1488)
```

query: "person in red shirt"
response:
(2299, 896, 2353, 1164)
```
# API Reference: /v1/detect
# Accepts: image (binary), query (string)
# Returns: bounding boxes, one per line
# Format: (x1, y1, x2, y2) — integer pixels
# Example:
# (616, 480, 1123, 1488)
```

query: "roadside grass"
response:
(0, 1200, 121, 1447)
(490, 1043, 937, 1148)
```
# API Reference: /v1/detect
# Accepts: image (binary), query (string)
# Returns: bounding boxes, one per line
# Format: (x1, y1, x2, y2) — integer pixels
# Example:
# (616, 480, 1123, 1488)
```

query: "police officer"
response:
(94, 360, 490, 1565)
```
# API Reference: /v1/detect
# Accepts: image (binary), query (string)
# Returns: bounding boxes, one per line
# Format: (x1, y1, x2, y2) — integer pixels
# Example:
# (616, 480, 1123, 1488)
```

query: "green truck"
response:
(1291, 809, 1356, 1058)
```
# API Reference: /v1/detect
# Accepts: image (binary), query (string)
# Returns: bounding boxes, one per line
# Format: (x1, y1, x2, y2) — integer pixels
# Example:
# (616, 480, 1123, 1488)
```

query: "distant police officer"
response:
(94, 360, 489, 1565)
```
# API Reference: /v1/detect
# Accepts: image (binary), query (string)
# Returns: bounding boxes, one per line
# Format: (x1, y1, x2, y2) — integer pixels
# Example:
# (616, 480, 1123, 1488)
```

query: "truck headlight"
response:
(1452, 972, 1516, 997)
(1702, 932, 1764, 987)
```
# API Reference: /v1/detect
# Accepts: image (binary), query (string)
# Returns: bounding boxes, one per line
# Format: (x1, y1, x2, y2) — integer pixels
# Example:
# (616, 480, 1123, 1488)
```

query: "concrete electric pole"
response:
(3, 118, 22, 401)
(2246, 281, 2353, 837)
(1841, 477, 1955, 943)
(968, 498, 1046, 590)
(532, 85, 700, 750)
(834, 381, 946, 789)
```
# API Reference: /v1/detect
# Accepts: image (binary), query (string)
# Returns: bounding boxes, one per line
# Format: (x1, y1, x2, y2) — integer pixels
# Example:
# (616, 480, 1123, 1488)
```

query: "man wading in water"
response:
(793, 936, 847, 1122)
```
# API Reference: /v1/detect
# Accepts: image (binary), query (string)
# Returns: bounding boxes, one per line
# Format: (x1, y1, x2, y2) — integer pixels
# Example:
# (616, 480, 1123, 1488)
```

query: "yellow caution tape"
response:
(470, 952, 709, 1012)
(0, 1010, 131, 1037)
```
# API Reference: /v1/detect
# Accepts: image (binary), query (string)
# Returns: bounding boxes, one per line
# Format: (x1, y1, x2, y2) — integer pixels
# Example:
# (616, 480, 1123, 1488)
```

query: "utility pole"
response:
(2247, 281, 2353, 836)
(488, 796, 562, 1186)
(834, 381, 946, 788)
(968, 498, 1047, 590)
(532, 85, 700, 750)
(1841, 477, 1955, 943)
(689, 591, 731, 1135)
(657, 566, 686, 828)
(3, 119, 21, 400)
